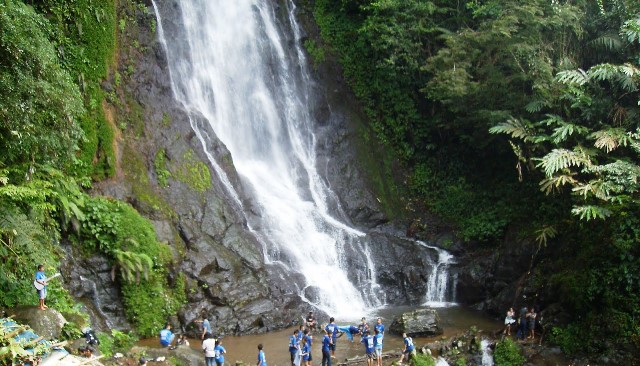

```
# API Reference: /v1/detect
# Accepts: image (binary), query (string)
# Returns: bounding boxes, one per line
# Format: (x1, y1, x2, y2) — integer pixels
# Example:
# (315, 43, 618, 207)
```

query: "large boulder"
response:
(389, 308, 443, 337)
(13, 306, 68, 340)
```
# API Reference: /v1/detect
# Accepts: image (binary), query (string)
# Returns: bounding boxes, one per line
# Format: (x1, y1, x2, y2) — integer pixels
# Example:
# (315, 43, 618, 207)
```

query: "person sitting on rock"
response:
(306, 311, 317, 331)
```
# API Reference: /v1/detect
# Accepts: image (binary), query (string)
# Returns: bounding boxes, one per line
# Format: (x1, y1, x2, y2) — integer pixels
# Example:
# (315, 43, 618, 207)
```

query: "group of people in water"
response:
(159, 311, 417, 366)
(504, 305, 539, 340)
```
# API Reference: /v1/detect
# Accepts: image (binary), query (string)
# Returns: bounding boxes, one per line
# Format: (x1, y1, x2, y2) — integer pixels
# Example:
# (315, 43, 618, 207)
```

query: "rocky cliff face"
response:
(80, 0, 418, 335)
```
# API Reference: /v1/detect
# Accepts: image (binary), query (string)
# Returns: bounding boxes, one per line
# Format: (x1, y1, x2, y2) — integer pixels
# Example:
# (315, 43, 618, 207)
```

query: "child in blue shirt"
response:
(257, 344, 267, 366)
(361, 331, 375, 366)
(214, 339, 226, 366)
(301, 336, 311, 366)
(289, 329, 300, 366)
(321, 329, 332, 366)
(374, 328, 383, 366)
(398, 333, 416, 365)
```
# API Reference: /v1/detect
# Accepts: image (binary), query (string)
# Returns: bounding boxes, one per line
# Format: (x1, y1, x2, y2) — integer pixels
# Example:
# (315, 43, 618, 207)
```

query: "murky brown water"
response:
(139, 306, 503, 365)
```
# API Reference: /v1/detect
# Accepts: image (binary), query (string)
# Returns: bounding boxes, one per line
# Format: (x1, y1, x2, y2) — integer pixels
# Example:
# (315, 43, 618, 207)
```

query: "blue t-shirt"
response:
(289, 335, 299, 353)
(361, 335, 375, 354)
(325, 324, 338, 341)
(404, 336, 415, 352)
(214, 345, 225, 362)
(159, 329, 173, 346)
(375, 323, 385, 334)
(374, 333, 383, 350)
(349, 325, 360, 334)
(302, 343, 311, 361)
(304, 334, 313, 346)
(322, 334, 331, 352)
(203, 319, 212, 334)
(258, 350, 267, 366)
(35, 271, 46, 288)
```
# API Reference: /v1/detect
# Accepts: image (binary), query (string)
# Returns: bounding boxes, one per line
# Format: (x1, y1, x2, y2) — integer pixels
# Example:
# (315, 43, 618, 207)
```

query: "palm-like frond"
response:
(556, 69, 589, 85)
(489, 117, 534, 141)
(541, 114, 589, 143)
(540, 174, 577, 194)
(536, 148, 590, 177)
(621, 17, 640, 44)
(588, 33, 623, 51)
(535, 226, 557, 247)
(571, 205, 611, 220)
(590, 128, 632, 152)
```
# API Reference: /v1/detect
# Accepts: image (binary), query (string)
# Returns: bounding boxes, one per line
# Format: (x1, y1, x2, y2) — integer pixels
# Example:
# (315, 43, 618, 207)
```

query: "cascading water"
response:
(152, 0, 384, 317)
(417, 241, 458, 307)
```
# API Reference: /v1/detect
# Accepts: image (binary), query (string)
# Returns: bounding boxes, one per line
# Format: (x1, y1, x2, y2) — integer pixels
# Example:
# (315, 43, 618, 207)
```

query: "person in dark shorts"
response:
(361, 331, 375, 366)
(324, 317, 339, 358)
(321, 329, 332, 366)
(306, 311, 317, 331)
(289, 329, 300, 366)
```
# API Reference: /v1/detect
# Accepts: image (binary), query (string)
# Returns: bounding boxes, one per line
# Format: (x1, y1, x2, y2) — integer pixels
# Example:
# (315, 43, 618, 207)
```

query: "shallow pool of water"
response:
(139, 305, 502, 365)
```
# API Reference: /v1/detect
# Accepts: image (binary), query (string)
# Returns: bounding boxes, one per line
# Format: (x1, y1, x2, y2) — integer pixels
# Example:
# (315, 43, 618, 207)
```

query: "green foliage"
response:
(60, 322, 84, 341)
(122, 272, 186, 337)
(493, 338, 525, 366)
(0, 0, 85, 170)
(96, 332, 114, 358)
(303, 39, 326, 69)
(111, 329, 138, 353)
(34, 0, 117, 178)
(174, 150, 212, 193)
(154, 149, 171, 187)
(411, 353, 436, 366)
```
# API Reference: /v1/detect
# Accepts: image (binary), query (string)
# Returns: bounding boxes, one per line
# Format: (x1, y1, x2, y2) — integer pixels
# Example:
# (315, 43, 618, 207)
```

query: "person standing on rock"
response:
(321, 329, 332, 366)
(35, 264, 48, 311)
(398, 333, 415, 365)
(325, 317, 338, 358)
(257, 343, 267, 366)
(504, 307, 515, 336)
(517, 305, 528, 340)
(528, 307, 537, 339)
(198, 314, 212, 340)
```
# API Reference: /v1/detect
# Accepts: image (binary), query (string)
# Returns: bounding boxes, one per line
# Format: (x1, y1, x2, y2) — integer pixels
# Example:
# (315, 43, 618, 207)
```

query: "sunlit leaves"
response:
(571, 205, 612, 220)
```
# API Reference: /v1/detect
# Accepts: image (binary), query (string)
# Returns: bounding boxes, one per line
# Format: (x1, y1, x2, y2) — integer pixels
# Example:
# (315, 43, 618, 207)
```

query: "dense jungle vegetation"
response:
(0, 0, 184, 339)
(309, 0, 640, 358)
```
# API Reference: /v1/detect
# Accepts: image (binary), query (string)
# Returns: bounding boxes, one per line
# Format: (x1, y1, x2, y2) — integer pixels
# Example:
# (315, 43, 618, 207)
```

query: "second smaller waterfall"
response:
(417, 241, 458, 306)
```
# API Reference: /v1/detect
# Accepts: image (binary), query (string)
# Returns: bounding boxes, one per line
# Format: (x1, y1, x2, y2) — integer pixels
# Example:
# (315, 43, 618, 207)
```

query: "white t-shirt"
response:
(202, 338, 216, 358)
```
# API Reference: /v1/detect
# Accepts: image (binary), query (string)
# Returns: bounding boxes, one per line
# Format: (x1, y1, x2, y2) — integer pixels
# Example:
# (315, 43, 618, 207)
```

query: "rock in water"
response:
(389, 308, 443, 337)
(13, 306, 67, 340)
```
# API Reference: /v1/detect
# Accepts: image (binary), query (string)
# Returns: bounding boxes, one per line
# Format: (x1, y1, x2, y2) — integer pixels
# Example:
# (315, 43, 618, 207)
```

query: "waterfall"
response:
(481, 339, 494, 366)
(152, 0, 384, 317)
(417, 241, 457, 307)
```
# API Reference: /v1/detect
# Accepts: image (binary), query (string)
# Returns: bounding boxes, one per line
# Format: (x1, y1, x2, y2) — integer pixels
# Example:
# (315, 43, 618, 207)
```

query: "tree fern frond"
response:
(540, 174, 577, 194)
(556, 69, 589, 85)
(536, 149, 588, 177)
(589, 33, 623, 51)
(621, 17, 640, 44)
(525, 100, 547, 113)
(542, 114, 589, 143)
(590, 128, 631, 152)
(535, 226, 557, 247)
(571, 205, 611, 220)
(489, 117, 533, 141)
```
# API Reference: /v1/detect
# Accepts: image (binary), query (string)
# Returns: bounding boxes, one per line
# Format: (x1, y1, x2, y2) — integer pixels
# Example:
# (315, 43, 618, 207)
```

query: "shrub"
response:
(494, 338, 524, 366)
